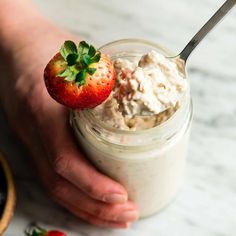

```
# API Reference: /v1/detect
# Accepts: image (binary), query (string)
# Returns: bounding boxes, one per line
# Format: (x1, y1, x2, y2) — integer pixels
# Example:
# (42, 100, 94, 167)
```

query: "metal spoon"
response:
(176, 0, 236, 63)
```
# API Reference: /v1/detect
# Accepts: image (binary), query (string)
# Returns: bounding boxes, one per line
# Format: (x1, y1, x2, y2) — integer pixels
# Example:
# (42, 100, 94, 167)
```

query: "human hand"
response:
(0, 3, 139, 228)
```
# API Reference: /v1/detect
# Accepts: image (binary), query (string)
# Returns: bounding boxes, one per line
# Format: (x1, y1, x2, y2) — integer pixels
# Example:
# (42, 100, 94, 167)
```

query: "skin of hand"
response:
(0, 0, 139, 228)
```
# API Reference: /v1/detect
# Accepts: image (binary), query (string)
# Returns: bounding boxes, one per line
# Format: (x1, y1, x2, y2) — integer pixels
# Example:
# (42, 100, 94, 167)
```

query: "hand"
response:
(0, 7, 139, 228)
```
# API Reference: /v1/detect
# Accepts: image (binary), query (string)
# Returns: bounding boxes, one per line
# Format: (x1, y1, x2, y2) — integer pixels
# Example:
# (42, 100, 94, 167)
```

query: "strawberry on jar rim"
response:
(44, 40, 115, 109)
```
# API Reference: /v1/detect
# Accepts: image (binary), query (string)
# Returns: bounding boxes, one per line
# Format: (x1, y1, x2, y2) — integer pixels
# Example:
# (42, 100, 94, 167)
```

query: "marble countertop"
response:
(1, 0, 236, 235)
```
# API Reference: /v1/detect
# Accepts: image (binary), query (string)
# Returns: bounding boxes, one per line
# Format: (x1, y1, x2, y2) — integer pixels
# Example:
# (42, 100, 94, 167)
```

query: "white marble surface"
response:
(1, 0, 236, 235)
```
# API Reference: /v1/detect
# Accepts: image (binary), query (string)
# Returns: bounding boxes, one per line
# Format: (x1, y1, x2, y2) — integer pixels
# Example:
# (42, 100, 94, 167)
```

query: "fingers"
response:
(37, 155, 139, 227)
(51, 149, 128, 204)
(27, 135, 137, 229)
(46, 176, 139, 228)
(38, 106, 129, 204)
(69, 208, 130, 229)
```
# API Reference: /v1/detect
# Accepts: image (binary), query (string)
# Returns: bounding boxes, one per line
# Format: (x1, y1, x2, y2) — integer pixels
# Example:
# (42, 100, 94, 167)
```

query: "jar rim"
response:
(99, 38, 175, 56)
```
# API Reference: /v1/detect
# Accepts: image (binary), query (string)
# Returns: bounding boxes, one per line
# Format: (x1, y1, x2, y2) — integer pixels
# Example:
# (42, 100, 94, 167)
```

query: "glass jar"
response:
(70, 39, 193, 218)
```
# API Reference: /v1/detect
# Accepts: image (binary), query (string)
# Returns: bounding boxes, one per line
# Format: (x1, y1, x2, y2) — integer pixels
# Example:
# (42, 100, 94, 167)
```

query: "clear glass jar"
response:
(70, 39, 193, 218)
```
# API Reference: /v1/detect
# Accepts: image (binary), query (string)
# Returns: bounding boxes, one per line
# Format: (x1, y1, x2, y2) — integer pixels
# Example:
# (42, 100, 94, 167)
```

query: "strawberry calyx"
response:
(25, 224, 47, 236)
(25, 223, 66, 236)
(58, 40, 101, 86)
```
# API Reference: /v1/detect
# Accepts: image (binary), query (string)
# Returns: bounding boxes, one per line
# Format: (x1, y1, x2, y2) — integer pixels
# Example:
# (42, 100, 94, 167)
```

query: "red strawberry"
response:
(46, 230, 66, 236)
(25, 224, 66, 236)
(44, 40, 115, 109)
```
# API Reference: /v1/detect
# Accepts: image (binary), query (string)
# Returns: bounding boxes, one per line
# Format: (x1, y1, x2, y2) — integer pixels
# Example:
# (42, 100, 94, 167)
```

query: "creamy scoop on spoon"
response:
(111, 51, 187, 117)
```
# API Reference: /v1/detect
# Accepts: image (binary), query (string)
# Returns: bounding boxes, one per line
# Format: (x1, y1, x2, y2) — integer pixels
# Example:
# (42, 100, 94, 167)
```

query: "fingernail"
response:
(103, 194, 128, 204)
(116, 210, 139, 222)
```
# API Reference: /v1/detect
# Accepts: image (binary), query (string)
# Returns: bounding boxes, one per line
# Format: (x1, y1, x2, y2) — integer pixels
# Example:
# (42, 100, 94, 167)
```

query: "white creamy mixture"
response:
(93, 50, 187, 130)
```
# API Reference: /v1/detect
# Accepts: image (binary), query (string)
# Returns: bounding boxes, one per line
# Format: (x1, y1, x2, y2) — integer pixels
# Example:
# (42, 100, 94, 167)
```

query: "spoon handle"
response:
(179, 0, 236, 62)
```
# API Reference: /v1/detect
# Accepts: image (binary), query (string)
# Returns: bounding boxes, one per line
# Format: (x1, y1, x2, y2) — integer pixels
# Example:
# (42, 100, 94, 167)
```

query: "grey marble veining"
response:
(1, 0, 236, 235)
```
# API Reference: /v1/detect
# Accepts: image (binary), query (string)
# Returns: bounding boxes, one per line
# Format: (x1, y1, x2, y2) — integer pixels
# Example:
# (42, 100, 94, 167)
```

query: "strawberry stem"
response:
(25, 223, 47, 236)
(58, 40, 101, 85)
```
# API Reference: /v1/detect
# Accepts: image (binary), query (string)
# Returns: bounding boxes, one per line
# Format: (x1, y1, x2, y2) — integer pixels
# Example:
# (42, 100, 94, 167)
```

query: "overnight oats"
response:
(70, 39, 193, 218)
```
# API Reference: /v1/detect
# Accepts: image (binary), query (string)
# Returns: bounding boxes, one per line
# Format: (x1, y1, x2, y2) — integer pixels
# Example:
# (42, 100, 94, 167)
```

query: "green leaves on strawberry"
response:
(44, 40, 115, 109)
(58, 41, 101, 86)
(25, 224, 66, 236)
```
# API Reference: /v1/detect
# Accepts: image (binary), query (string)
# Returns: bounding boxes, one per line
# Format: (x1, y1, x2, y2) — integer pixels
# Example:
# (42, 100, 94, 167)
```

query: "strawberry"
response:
(25, 224, 66, 236)
(44, 40, 115, 109)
